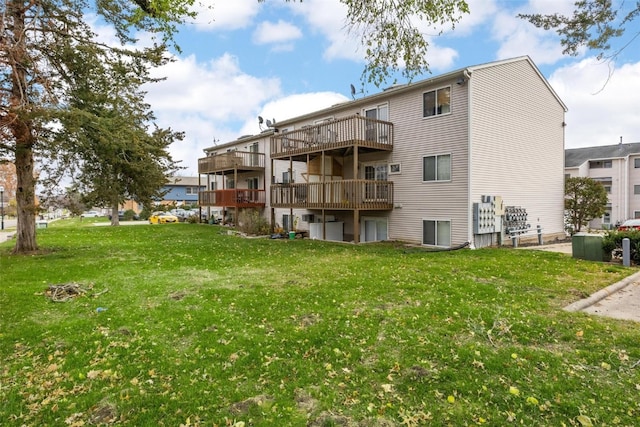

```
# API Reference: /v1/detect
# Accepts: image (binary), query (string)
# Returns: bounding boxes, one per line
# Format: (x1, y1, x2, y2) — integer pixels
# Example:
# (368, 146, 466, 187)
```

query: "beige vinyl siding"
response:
(626, 156, 640, 220)
(385, 79, 470, 245)
(469, 60, 566, 238)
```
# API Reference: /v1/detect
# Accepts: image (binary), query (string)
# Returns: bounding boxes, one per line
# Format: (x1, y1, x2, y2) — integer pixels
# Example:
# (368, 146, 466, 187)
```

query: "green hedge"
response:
(602, 230, 640, 263)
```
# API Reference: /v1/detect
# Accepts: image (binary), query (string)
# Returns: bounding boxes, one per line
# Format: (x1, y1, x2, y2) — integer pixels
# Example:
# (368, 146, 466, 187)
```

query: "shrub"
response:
(139, 206, 153, 221)
(123, 209, 136, 221)
(237, 209, 270, 235)
(602, 230, 640, 263)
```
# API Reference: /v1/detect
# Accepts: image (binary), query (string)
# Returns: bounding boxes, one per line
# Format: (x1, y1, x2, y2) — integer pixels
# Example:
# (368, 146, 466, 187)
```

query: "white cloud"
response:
(253, 20, 303, 46)
(285, 0, 361, 62)
(286, 0, 460, 72)
(188, 0, 260, 31)
(144, 53, 282, 174)
(550, 58, 640, 147)
(492, 10, 565, 64)
(147, 53, 280, 120)
(240, 92, 350, 136)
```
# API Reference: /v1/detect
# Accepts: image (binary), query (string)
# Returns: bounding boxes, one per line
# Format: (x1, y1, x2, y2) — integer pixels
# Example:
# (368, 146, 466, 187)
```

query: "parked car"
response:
(80, 211, 100, 218)
(108, 210, 140, 221)
(149, 211, 179, 224)
(617, 219, 640, 231)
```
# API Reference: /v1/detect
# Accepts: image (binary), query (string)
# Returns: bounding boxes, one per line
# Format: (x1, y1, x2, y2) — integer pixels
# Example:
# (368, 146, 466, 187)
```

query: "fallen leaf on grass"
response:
(577, 415, 593, 426)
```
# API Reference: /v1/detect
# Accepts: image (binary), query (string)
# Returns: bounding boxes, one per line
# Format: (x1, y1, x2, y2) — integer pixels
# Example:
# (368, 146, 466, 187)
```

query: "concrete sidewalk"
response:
(526, 241, 640, 322)
(0, 231, 14, 244)
(565, 271, 640, 322)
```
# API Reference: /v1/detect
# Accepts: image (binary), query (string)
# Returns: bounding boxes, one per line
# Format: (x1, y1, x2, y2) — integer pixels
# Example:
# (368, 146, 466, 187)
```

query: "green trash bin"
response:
(289, 231, 295, 240)
(572, 233, 605, 261)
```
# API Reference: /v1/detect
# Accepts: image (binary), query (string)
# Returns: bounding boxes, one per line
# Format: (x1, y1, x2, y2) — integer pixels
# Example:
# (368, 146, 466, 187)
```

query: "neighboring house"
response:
(161, 176, 205, 206)
(565, 142, 640, 229)
(198, 56, 567, 248)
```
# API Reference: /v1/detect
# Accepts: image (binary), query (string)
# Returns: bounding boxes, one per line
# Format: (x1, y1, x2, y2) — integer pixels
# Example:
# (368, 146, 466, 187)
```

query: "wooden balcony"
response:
(199, 189, 266, 208)
(198, 151, 265, 174)
(270, 180, 393, 210)
(271, 115, 393, 159)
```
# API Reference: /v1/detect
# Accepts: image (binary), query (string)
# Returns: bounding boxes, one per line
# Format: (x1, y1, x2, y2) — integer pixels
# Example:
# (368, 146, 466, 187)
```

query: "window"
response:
(227, 178, 235, 189)
(603, 185, 611, 193)
(635, 158, 640, 168)
(249, 143, 260, 166)
(423, 154, 451, 181)
(603, 210, 611, 224)
(589, 160, 612, 168)
(247, 177, 259, 190)
(635, 185, 640, 195)
(210, 182, 217, 191)
(423, 87, 451, 117)
(282, 171, 291, 184)
(634, 211, 640, 219)
(364, 163, 389, 200)
(389, 163, 401, 175)
(364, 104, 389, 142)
(423, 220, 451, 247)
(185, 187, 199, 195)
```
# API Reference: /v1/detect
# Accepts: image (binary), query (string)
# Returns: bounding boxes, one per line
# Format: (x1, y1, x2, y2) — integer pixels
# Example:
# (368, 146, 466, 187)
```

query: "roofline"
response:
(274, 68, 469, 126)
(468, 56, 568, 112)
(274, 56, 567, 127)
(203, 129, 274, 153)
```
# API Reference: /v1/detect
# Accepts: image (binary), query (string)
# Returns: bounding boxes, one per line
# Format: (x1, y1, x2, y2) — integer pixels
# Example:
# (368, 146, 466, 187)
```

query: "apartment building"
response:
(161, 176, 205, 206)
(198, 56, 567, 248)
(565, 142, 640, 228)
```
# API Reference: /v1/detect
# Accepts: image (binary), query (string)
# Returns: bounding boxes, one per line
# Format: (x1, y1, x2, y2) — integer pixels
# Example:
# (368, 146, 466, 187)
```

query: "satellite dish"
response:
(266, 119, 273, 127)
(350, 84, 356, 99)
(258, 116, 264, 124)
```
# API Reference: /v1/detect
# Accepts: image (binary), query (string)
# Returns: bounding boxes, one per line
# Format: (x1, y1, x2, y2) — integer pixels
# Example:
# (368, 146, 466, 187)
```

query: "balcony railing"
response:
(271, 114, 393, 158)
(270, 180, 393, 210)
(199, 189, 266, 208)
(198, 151, 265, 174)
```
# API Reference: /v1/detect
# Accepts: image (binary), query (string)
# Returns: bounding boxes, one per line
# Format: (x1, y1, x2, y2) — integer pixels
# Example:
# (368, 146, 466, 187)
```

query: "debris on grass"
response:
(44, 283, 108, 302)
(45, 283, 89, 302)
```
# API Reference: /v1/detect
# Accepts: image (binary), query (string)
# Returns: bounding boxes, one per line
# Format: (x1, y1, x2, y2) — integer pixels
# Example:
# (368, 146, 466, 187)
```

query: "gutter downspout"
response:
(465, 69, 475, 249)
(624, 154, 629, 221)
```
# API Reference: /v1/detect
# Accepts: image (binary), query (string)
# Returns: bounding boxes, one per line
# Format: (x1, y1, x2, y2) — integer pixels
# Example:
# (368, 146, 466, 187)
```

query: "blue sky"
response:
(106, 0, 640, 175)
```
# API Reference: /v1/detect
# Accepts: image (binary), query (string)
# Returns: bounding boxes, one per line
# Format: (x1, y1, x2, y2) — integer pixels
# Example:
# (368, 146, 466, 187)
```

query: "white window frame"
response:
(423, 86, 451, 118)
(247, 177, 259, 190)
(423, 154, 451, 182)
(360, 216, 389, 242)
(422, 219, 451, 247)
(389, 163, 401, 175)
(363, 104, 389, 143)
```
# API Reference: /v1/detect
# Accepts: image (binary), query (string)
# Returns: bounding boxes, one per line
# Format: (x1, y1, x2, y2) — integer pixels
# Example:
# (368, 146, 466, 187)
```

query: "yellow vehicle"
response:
(149, 211, 179, 224)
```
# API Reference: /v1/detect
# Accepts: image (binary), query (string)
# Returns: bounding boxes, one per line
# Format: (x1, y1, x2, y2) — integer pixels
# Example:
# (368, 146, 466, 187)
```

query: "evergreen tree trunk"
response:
(110, 204, 120, 226)
(8, 1, 38, 253)
(14, 143, 38, 253)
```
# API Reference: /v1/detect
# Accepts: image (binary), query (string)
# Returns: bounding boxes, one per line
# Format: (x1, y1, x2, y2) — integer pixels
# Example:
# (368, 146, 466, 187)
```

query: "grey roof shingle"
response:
(565, 143, 640, 168)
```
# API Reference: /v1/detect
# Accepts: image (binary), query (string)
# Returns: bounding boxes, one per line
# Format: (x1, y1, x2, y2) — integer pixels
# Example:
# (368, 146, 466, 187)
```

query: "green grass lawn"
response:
(1, 220, 639, 426)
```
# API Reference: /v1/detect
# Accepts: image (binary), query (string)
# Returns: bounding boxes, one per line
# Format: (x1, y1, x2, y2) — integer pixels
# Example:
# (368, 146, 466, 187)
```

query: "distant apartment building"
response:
(198, 56, 567, 248)
(565, 142, 640, 228)
(161, 176, 205, 206)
